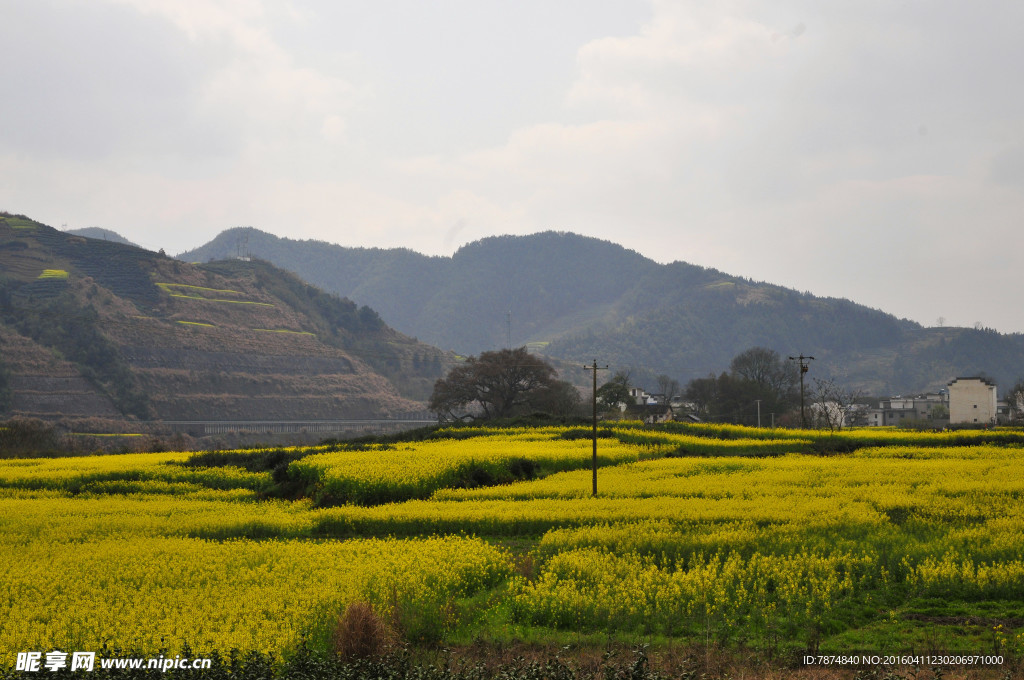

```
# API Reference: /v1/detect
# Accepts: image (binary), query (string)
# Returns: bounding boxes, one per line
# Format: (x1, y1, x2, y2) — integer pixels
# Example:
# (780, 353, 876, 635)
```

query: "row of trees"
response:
(427, 346, 811, 426)
(683, 347, 799, 424)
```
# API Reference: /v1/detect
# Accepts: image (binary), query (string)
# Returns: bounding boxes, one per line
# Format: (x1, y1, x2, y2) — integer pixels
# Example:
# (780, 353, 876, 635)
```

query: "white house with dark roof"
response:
(948, 377, 997, 425)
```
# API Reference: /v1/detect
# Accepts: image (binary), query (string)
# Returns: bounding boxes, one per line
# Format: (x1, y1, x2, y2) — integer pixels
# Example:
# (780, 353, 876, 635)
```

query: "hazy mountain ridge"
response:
(0, 213, 450, 424)
(180, 228, 1024, 395)
(65, 227, 139, 248)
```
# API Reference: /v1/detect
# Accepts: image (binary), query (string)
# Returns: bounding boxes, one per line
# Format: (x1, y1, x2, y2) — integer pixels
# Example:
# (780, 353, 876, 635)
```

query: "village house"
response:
(864, 391, 947, 427)
(947, 377, 998, 425)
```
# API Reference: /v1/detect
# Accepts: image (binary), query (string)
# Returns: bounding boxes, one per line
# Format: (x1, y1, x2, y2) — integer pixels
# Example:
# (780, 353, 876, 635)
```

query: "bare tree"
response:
(730, 347, 798, 401)
(684, 374, 719, 417)
(810, 378, 863, 432)
(1007, 380, 1024, 423)
(656, 374, 680, 403)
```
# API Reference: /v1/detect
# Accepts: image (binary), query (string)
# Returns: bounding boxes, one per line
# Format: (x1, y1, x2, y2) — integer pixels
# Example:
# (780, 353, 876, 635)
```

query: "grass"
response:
(168, 293, 275, 306)
(5, 216, 37, 230)
(157, 281, 276, 306)
(69, 433, 147, 437)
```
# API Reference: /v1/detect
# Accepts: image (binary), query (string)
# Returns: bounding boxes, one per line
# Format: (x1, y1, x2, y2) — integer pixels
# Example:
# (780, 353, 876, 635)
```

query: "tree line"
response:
(427, 345, 1024, 429)
(427, 345, 807, 426)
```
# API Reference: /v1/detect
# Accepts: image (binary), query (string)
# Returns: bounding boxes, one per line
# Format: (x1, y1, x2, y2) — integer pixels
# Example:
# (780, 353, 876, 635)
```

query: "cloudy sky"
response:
(3, 0, 1023, 333)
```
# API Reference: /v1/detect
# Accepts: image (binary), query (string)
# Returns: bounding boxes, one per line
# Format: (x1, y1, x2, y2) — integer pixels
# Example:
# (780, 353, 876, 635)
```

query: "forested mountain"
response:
(181, 228, 1024, 395)
(0, 213, 450, 425)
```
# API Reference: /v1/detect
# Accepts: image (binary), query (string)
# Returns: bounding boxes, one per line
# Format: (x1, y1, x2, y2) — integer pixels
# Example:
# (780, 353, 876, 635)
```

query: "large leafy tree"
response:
(429, 348, 578, 420)
(596, 371, 632, 411)
(683, 347, 799, 424)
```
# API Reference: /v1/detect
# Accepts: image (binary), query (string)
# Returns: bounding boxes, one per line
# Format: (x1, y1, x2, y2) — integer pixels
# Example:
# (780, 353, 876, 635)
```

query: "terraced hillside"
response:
(0, 213, 451, 426)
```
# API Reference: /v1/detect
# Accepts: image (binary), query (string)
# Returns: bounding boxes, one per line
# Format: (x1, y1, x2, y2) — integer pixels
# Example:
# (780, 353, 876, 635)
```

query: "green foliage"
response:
(596, 372, 632, 412)
(179, 447, 309, 477)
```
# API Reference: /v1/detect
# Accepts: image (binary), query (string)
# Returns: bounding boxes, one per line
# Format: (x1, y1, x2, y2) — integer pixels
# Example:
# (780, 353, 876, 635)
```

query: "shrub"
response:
(0, 417, 64, 457)
(331, 601, 396, 660)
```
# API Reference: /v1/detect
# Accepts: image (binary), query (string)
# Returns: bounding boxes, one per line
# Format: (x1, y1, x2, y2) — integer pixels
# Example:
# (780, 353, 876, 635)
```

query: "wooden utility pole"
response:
(788, 354, 815, 428)
(583, 360, 608, 495)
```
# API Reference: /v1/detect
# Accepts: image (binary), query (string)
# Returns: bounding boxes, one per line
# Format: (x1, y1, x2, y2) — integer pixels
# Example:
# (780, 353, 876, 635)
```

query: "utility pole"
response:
(754, 399, 762, 428)
(788, 354, 815, 428)
(582, 360, 608, 496)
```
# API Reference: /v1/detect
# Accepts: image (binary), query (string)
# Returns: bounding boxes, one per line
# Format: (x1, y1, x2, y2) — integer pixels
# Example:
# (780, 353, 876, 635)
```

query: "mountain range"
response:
(180, 227, 1024, 395)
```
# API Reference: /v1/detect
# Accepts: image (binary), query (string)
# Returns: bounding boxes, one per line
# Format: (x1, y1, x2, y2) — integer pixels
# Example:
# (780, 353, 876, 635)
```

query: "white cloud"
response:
(95, 0, 358, 165)
(2, 0, 1024, 333)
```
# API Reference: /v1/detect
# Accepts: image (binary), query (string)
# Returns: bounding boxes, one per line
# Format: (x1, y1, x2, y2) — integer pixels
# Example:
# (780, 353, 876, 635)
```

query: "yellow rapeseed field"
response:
(1, 423, 1023, 659)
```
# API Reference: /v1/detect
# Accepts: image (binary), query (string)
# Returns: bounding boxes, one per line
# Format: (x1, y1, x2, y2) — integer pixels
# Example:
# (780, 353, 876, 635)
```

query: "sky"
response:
(2, 0, 1023, 333)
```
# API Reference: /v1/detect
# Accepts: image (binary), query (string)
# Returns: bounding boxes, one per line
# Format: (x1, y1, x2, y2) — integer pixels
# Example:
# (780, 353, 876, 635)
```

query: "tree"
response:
(729, 347, 797, 401)
(656, 374, 680, 403)
(1007, 380, 1024, 423)
(530, 379, 583, 418)
(684, 374, 719, 417)
(682, 347, 800, 424)
(429, 347, 577, 421)
(596, 371, 632, 412)
(810, 378, 863, 432)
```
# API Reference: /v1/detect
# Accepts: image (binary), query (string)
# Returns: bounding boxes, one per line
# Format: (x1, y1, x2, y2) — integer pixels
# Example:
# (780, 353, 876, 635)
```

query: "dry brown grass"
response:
(331, 600, 398, 660)
(514, 552, 536, 581)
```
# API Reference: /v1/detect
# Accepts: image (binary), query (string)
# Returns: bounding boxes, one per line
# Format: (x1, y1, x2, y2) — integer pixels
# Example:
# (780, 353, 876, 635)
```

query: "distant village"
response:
(626, 377, 1014, 428)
